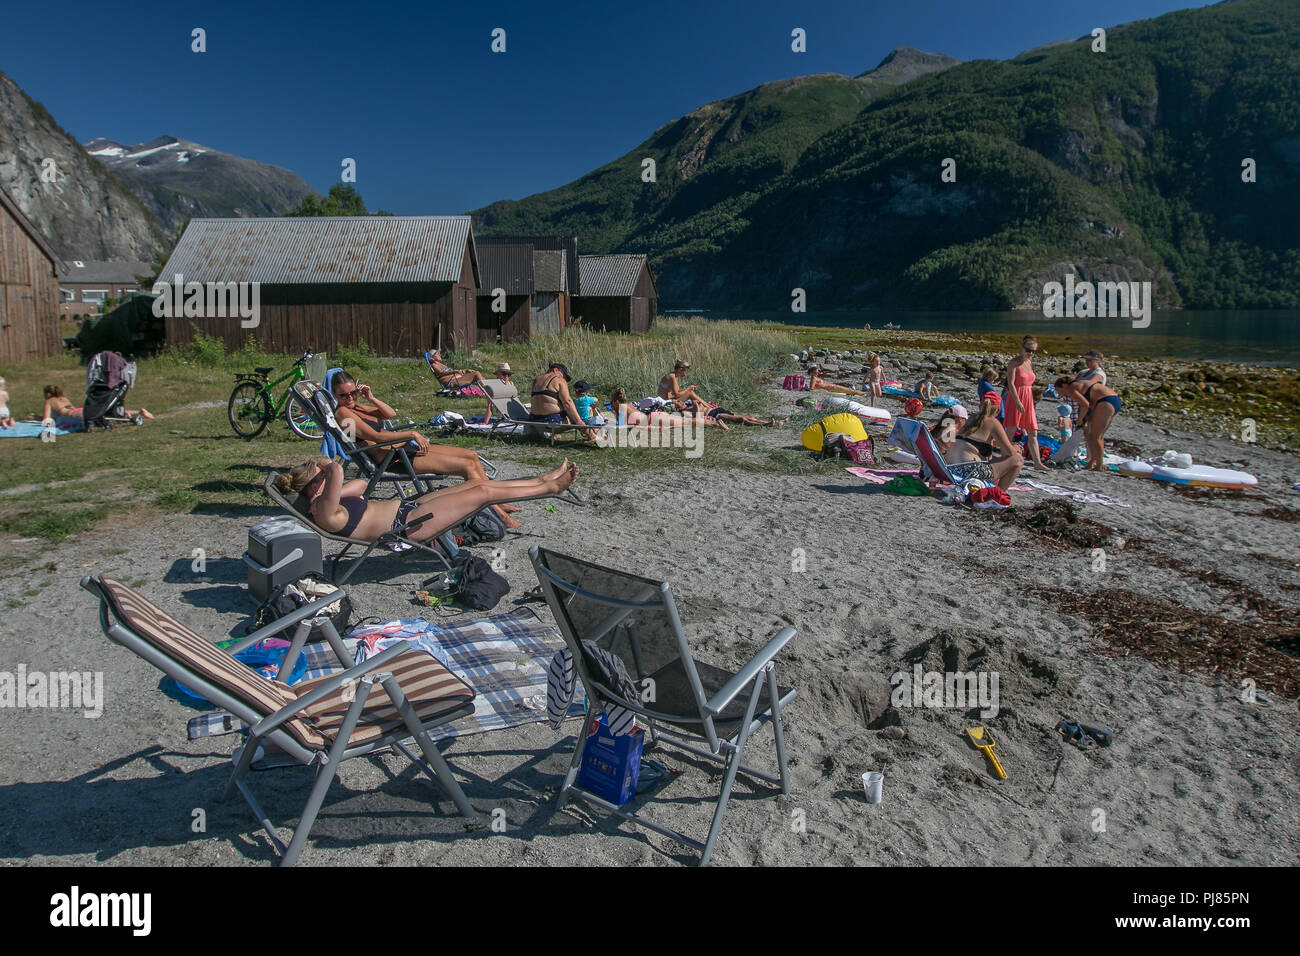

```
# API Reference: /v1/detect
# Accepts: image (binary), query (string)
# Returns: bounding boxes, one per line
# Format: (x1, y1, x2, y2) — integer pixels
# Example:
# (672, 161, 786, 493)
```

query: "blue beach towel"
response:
(0, 421, 79, 438)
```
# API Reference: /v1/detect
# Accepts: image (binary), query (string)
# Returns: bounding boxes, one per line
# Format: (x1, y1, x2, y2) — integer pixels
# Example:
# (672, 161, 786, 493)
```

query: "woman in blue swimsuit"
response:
(1053, 377, 1121, 472)
(275, 457, 578, 541)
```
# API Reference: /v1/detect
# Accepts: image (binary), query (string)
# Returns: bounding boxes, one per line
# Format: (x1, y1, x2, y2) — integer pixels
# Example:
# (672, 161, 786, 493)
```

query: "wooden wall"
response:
(166, 282, 460, 356)
(165, 240, 481, 357)
(0, 202, 60, 363)
(476, 293, 531, 344)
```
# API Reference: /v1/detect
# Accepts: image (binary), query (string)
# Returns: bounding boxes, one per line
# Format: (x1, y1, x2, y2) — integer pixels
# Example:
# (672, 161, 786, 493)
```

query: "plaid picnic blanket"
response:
(188, 608, 583, 743)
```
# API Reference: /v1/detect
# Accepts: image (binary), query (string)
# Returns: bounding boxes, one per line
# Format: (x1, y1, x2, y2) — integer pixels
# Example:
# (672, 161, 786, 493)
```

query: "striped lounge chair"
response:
(82, 575, 480, 866)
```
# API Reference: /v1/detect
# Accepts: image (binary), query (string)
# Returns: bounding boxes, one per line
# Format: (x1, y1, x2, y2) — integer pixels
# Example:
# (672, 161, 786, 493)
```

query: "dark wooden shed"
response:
(0, 186, 61, 363)
(477, 235, 578, 333)
(572, 255, 658, 333)
(475, 242, 533, 343)
(159, 216, 480, 356)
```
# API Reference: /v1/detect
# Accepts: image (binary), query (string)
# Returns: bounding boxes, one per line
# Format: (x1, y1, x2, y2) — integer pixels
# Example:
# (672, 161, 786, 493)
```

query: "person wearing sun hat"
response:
(1075, 350, 1107, 386)
(572, 380, 605, 425)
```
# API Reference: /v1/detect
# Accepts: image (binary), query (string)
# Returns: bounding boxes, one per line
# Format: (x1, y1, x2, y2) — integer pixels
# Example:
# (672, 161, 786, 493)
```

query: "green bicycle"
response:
(227, 350, 322, 441)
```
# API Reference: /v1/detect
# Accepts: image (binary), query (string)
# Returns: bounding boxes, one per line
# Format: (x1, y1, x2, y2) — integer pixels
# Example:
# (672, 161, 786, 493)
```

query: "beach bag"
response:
(576, 713, 645, 806)
(782, 374, 807, 391)
(459, 508, 506, 544)
(455, 555, 510, 610)
(843, 436, 876, 466)
(173, 637, 309, 703)
(248, 575, 353, 637)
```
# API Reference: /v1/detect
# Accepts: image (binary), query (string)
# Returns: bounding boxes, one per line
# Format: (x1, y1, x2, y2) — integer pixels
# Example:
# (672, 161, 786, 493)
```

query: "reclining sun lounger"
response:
(82, 575, 480, 866)
(264, 468, 584, 586)
(292, 380, 497, 500)
(889, 417, 956, 485)
(529, 546, 796, 865)
(480, 380, 599, 442)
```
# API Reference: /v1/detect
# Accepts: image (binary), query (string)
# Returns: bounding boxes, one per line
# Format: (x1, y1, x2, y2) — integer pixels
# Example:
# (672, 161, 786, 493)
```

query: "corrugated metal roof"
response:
(476, 243, 533, 295)
(158, 216, 478, 285)
(476, 235, 579, 294)
(533, 249, 566, 292)
(577, 254, 650, 297)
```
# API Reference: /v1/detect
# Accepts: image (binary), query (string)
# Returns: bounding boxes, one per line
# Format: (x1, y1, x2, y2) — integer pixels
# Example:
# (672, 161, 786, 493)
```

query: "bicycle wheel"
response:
(228, 381, 270, 439)
(285, 392, 323, 440)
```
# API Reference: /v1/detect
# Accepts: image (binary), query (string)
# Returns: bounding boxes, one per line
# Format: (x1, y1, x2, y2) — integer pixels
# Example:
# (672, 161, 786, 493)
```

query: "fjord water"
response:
(702, 311, 1300, 366)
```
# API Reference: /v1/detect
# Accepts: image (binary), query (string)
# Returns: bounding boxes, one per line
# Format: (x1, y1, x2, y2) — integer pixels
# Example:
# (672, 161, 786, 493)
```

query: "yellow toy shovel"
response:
(966, 727, 1007, 780)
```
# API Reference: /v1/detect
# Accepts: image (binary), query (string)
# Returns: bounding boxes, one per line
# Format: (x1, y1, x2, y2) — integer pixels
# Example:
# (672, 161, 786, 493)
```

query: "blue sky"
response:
(1, 0, 1217, 215)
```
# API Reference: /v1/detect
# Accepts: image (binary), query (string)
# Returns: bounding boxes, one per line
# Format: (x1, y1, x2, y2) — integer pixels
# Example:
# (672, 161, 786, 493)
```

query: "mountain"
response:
(0, 68, 164, 262)
(473, 0, 1300, 310)
(473, 46, 960, 262)
(85, 135, 316, 233)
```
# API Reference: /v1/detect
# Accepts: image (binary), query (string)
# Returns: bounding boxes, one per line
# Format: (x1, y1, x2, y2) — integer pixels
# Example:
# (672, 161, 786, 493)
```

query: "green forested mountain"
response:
(473, 0, 1300, 310)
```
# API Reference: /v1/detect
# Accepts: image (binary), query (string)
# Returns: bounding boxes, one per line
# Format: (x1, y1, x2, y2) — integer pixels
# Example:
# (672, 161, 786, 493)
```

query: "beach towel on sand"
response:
(1022, 478, 1131, 508)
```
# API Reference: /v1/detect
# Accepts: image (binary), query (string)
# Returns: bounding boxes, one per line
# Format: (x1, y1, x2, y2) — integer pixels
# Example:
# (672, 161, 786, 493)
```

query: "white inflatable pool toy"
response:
(1115, 459, 1155, 478)
(885, 446, 920, 465)
(1151, 464, 1258, 489)
(824, 396, 891, 424)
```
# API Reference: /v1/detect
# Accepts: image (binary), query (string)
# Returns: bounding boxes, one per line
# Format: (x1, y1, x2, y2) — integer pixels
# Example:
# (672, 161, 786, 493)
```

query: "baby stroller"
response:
(83, 351, 142, 429)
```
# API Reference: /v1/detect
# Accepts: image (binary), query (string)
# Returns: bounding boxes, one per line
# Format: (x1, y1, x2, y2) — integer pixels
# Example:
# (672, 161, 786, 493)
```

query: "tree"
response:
(286, 184, 392, 217)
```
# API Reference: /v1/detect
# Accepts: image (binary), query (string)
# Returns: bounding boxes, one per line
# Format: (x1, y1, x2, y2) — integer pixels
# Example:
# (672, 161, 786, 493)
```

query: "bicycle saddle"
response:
(254, 367, 274, 376)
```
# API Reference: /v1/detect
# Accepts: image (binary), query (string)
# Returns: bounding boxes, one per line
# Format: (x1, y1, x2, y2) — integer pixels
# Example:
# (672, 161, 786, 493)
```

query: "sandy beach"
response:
(1, 343, 1297, 868)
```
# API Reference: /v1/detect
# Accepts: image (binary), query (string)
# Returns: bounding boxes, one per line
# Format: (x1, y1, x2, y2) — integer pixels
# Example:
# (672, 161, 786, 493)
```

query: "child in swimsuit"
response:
(0, 378, 13, 428)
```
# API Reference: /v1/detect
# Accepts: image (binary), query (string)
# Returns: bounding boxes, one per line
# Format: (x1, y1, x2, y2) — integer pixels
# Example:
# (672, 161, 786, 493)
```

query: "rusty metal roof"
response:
(476, 243, 533, 295)
(577, 254, 651, 297)
(158, 216, 478, 286)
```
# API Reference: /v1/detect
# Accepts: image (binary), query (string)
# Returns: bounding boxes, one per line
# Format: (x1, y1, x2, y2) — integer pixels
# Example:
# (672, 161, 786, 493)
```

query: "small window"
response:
(60, 288, 76, 301)
(82, 289, 108, 303)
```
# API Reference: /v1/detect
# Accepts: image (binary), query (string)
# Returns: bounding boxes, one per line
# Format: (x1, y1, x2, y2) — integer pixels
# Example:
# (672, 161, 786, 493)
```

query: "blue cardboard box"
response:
(576, 714, 644, 806)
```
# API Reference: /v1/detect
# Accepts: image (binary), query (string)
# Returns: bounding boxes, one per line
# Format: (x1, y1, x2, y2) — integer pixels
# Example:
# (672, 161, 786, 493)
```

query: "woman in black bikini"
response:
(331, 371, 521, 528)
(931, 394, 1023, 491)
(1053, 377, 1122, 471)
(529, 363, 594, 438)
(425, 349, 486, 389)
(275, 458, 579, 543)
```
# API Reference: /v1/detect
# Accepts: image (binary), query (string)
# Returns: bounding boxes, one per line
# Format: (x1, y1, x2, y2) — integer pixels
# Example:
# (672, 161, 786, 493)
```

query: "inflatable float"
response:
(1152, 464, 1258, 489)
(801, 413, 868, 451)
(822, 396, 891, 424)
(1113, 458, 1257, 489)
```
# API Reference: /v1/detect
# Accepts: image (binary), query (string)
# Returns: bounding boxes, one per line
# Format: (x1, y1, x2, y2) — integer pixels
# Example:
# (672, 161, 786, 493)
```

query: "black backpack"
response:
(460, 508, 507, 544)
(455, 555, 510, 610)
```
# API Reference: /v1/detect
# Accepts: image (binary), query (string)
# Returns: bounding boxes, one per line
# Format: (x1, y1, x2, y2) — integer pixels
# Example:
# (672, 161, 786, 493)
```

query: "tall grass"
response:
(447, 318, 800, 410)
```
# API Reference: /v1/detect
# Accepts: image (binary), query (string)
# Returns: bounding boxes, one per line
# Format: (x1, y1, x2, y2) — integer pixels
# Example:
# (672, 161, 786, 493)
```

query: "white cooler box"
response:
(245, 517, 323, 604)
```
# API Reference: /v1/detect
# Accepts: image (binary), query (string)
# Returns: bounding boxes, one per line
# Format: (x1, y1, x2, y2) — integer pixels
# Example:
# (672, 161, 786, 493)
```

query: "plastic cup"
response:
(862, 771, 884, 804)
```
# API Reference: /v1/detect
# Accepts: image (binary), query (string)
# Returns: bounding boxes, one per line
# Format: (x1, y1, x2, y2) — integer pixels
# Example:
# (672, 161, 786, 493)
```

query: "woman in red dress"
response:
(1003, 336, 1048, 470)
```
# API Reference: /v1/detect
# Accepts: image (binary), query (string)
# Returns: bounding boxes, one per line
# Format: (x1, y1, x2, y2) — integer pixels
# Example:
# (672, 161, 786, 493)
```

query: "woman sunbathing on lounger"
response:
(1053, 377, 1122, 471)
(530, 363, 596, 440)
(425, 349, 486, 389)
(609, 389, 720, 428)
(277, 458, 578, 543)
(930, 395, 1023, 491)
(330, 371, 521, 528)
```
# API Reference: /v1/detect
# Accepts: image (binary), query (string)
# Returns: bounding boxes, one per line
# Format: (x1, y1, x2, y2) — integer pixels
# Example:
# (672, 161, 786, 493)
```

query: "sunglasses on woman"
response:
(337, 387, 357, 401)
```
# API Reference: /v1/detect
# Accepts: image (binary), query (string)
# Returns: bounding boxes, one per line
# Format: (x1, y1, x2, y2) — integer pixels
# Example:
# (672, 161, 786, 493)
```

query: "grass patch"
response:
(156, 489, 202, 512)
(1, 507, 107, 542)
